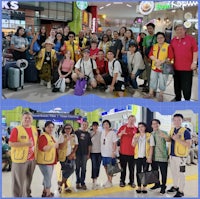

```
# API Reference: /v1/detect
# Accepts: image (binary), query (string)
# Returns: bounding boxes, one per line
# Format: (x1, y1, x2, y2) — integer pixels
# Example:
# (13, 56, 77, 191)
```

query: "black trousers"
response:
(173, 70, 193, 101)
(136, 158, 149, 187)
(119, 154, 135, 184)
(151, 161, 168, 186)
(13, 50, 26, 60)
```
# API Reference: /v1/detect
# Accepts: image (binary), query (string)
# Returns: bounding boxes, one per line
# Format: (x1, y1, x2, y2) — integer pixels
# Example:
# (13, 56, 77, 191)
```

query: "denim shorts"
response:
(60, 159, 75, 179)
(102, 157, 116, 166)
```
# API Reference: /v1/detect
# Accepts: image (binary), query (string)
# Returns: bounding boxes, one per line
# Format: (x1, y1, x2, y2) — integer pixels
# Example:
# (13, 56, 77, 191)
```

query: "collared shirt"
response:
(138, 134, 146, 158)
(11, 35, 28, 48)
(150, 130, 168, 162)
(170, 34, 198, 71)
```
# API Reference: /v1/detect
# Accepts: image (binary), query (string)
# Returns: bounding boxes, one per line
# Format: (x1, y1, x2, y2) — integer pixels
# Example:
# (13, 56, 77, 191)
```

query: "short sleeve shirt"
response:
(142, 35, 156, 47)
(9, 127, 35, 161)
(170, 127, 191, 156)
(11, 35, 29, 48)
(150, 130, 168, 162)
(75, 58, 97, 79)
(101, 130, 118, 157)
(108, 59, 124, 82)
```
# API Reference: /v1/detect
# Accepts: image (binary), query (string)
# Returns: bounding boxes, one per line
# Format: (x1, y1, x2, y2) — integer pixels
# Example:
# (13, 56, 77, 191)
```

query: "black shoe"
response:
(167, 186, 179, 193)
(174, 191, 184, 197)
(142, 87, 149, 93)
(160, 185, 166, 194)
(81, 184, 87, 190)
(139, 84, 146, 88)
(119, 181, 125, 187)
(191, 162, 197, 165)
(150, 184, 160, 190)
(142, 190, 148, 194)
(136, 189, 142, 193)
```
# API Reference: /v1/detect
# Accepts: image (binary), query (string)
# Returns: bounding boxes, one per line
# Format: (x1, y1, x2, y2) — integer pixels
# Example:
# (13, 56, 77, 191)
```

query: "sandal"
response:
(58, 182, 62, 193)
(64, 187, 72, 193)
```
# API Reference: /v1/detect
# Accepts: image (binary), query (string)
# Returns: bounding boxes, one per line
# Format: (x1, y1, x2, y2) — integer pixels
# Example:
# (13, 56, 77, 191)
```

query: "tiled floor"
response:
(2, 160, 198, 198)
(2, 73, 198, 103)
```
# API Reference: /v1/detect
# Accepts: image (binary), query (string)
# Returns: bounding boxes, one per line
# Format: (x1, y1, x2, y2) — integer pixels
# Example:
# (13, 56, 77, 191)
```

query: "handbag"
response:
(162, 62, 174, 75)
(107, 160, 122, 176)
(52, 78, 62, 92)
(59, 78, 66, 93)
(74, 78, 87, 96)
(138, 170, 159, 185)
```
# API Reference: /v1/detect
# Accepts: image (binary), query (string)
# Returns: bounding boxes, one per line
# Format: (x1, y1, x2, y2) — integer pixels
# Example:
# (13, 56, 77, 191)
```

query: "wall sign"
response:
(76, 1, 88, 11)
(139, 1, 155, 15)
(154, 1, 198, 11)
(2, 1, 19, 10)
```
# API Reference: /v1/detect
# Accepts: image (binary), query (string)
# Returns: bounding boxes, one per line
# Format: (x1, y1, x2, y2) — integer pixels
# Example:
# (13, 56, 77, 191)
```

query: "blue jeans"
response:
(130, 69, 144, 89)
(38, 164, 54, 189)
(91, 153, 102, 179)
(75, 155, 88, 185)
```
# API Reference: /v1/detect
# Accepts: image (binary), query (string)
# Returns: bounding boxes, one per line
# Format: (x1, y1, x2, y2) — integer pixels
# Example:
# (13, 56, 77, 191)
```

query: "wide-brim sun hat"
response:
(42, 38, 55, 47)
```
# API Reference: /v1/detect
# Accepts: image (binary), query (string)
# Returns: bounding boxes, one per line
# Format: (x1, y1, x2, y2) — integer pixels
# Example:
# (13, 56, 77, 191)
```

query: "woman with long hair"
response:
(57, 123, 78, 193)
(98, 34, 112, 55)
(54, 33, 65, 62)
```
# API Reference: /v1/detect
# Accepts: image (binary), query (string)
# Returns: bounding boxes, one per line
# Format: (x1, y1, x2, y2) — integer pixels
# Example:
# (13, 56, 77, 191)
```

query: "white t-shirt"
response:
(75, 58, 97, 79)
(108, 59, 124, 82)
(138, 134, 146, 158)
(101, 130, 118, 157)
(58, 134, 78, 156)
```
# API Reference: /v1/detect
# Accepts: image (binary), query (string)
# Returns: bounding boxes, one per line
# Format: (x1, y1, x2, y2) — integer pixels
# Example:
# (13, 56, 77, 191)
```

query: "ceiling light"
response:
(113, 2, 123, 4)
(106, 3, 111, 7)
(99, 6, 104, 10)
(126, 4, 132, 8)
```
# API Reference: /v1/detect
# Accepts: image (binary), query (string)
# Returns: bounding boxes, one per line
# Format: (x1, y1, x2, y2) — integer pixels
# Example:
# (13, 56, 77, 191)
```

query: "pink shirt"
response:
(61, 59, 74, 72)
(170, 35, 198, 71)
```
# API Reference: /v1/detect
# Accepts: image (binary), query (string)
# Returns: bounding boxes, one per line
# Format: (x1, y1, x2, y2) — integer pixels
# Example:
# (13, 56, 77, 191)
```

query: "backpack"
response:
(74, 78, 87, 96)
(113, 59, 129, 78)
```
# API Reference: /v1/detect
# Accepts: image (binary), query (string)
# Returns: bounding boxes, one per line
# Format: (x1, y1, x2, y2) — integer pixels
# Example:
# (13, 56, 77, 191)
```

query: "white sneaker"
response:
(103, 181, 112, 188)
(92, 183, 99, 190)
(132, 90, 142, 98)
(105, 86, 110, 93)
(47, 81, 51, 89)
(40, 79, 45, 86)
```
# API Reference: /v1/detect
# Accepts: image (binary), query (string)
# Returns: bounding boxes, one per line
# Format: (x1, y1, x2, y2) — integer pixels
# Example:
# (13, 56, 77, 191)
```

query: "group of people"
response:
(8, 111, 196, 197)
(3, 23, 198, 100)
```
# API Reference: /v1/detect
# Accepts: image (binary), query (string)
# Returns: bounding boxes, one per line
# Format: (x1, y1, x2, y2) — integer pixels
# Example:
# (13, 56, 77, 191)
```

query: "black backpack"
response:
(112, 59, 129, 78)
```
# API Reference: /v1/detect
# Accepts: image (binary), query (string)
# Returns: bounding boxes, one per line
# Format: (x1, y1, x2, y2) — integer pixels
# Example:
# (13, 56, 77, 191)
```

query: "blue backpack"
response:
(74, 78, 87, 96)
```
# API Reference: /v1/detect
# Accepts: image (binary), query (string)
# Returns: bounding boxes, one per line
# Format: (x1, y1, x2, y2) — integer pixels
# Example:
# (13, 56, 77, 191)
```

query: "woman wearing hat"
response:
(37, 121, 58, 197)
(36, 38, 57, 89)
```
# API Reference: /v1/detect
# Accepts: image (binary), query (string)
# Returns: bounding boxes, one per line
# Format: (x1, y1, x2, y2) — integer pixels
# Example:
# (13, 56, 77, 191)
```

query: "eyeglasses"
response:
(65, 127, 71, 130)
(103, 138, 106, 145)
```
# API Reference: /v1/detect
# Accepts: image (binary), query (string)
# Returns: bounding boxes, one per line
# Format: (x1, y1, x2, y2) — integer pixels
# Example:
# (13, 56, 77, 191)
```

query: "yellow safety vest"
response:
(134, 132, 151, 159)
(37, 132, 56, 164)
(65, 40, 80, 62)
(58, 134, 76, 162)
(75, 37, 88, 48)
(11, 125, 38, 163)
(36, 48, 56, 70)
(169, 127, 189, 157)
(152, 42, 169, 70)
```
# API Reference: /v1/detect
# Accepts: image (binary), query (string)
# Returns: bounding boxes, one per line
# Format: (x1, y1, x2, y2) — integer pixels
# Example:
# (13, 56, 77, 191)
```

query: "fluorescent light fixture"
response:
(113, 2, 123, 4)
(126, 4, 132, 7)
(106, 3, 111, 7)
(99, 6, 104, 10)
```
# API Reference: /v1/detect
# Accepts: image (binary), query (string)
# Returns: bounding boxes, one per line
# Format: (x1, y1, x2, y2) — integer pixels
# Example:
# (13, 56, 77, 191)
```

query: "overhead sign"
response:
(139, 1, 155, 15)
(2, 1, 19, 10)
(76, 1, 88, 11)
(32, 113, 82, 121)
(154, 1, 198, 11)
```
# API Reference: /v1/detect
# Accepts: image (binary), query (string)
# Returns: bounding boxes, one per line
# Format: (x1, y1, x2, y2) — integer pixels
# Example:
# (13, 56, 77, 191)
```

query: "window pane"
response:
(40, 10, 48, 18)
(40, 2, 49, 9)
(49, 2, 57, 10)
(57, 3, 65, 11)
(57, 11, 65, 20)
(49, 10, 57, 19)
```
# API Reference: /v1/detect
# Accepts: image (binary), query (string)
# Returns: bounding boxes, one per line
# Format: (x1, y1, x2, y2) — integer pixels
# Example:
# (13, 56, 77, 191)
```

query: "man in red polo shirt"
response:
(117, 115, 138, 188)
(170, 24, 198, 101)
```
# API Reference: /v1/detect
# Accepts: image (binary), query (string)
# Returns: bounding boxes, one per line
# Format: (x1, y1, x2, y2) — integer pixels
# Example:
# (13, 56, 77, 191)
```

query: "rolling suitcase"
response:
(7, 67, 24, 91)
(24, 60, 39, 82)
(3, 61, 17, 88)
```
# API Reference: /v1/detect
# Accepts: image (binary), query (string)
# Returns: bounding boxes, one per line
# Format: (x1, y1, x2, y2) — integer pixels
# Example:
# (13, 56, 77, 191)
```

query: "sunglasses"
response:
(65, 127, 71, 130)
(103, 138, 106, 145)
